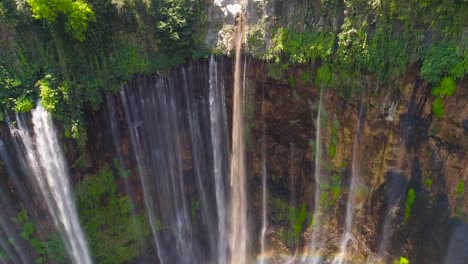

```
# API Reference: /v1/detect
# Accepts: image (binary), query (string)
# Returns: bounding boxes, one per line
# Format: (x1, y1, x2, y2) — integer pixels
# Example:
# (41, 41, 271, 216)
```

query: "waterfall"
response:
(209, 56, 230, 264)
(332, 102, 365, 264)
(303, 86, 324, 264)
(121, 75, 196, 263)
(120, 61, 230, 263)
(12, 105, 92, 264)
(106, 93, 148, 261)
(259, 84, 268, 264)
(120, 84, 165, 263)
(0, 142, 34, 264)
(229, 13, 248, 263)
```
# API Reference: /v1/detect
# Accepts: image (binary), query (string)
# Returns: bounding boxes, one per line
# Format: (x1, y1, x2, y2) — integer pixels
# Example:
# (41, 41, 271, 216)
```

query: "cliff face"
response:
(0, 58, 466, 263)
(243, 60, 467, 263)
(78, 58, 467, 263)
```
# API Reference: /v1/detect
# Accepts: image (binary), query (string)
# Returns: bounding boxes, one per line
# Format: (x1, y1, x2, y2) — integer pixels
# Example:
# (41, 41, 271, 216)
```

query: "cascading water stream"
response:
(332, 101, 365, 264)
(120, 85, 165, 263)
(303, 86, 324, 264)
(259, 84, 268, 264)
(12, 105, 92, 264)
(0, 162, 31, 264)
(106, 94, 149, 261)
(120, 61, 232, 263)
(121, 74, 197, 263)
(229, 11, 248, 264)
(209, 55, 230, 264)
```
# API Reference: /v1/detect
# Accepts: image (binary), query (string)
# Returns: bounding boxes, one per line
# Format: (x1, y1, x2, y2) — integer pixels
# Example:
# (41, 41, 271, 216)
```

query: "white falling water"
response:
(209, 55, 230, 264)
(120, 87, 165, 263)
(230, 14, 248, 263)
(0, 141, 33, 264)
(332, 103, 365, 264)
(14, 105, 92, 264)
(303, 87, 324, 264)
(259, 85, 268, 264)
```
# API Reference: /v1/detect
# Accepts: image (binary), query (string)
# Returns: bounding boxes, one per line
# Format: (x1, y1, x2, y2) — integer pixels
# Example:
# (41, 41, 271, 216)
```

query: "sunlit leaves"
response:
(14, 96, 34, 113)
(404, 188, 416, 223)
(36, 75, 59, 112)
(27, 0, 95, 41)
(431, 76, 457, 98)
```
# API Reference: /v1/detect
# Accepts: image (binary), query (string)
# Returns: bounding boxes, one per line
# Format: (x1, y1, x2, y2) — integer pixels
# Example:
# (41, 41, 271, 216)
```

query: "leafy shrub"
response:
(404, 188, 416, 223)
(421, 42, 463, 84)
(431, 76, 457, 97)
(12, 209, 69, 263)
(36, 75, 60, 112)
(75, 166, 149, 264)
(14, 96, 34, 113)
(432, 97, 445, 119)
(457, 179, 464, 197)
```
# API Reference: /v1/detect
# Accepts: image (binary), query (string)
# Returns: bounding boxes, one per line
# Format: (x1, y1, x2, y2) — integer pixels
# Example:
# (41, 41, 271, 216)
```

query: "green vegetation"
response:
(0, 0, 207, 150)
(12, 208, 69, 264)
(288, 203, 307, 246)
(456, 179, 464, 197)
(250, 0, 467, 100)
(424, 178, 433, 189)
(432, 98, 445, 119)
(113, 158, 130, 179)
(329, 114, 339, 158)
(191, 199, 201, 221)
(315, 65, 332, 87)
(421, 43, 464, 84)
(278, 202, 308, 248)
(430, 75, 459, 118)
(27, 0, 95, 41)
(266, 28, 335, 64)
(455, 206, 462, 217)
(271, 197, 313, 248)
(320, 174, 341, 209)
(404, 188, 416, 223)
(14, 96, 34, 113)
(75, 166, 149, 264)
(399, 256, 410, 264)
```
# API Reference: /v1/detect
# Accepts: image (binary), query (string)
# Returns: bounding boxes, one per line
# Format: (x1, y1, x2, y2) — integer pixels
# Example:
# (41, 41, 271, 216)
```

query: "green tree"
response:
(27, 0, 95, 41)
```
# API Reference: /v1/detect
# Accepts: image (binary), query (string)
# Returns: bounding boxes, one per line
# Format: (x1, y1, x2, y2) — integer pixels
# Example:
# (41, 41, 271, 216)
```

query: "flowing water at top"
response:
(209, 56, 230, 264)
(13, 105, 92, 264)
(229, 15, 248, 264)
